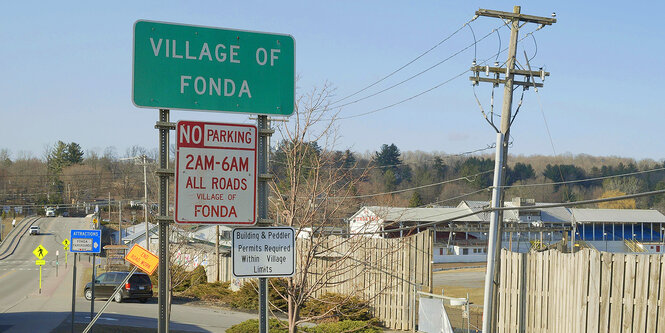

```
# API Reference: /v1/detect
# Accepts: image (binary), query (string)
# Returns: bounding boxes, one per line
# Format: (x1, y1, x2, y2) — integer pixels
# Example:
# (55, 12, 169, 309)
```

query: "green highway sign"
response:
(133, 20, 295, 115)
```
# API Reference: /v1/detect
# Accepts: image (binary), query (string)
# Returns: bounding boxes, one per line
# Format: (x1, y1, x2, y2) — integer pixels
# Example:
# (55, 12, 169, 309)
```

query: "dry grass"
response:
(432, 262, 486, 270)
(432, 285, 485, 307)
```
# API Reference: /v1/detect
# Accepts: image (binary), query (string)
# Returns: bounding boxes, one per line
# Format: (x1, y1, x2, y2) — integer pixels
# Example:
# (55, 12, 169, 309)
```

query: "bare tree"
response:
(269, 84, 386, 332)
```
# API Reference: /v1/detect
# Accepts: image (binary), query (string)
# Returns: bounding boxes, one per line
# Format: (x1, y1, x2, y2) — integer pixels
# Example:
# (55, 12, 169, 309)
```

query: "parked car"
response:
(84, 271, 153, 303)
(29, 226, 40, 235)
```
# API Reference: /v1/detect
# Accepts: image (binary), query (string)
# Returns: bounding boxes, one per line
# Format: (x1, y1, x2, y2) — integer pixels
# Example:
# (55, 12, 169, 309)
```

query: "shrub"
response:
(189, 265, 207, 286)
(226, 319, 288, 333)
(303, 320, 381, 333)
(170, 265, 191, 292)
(269, 278, 290, 312)
(301, 293, 373, 323)
(181, 281, 231, 301)
(227, 319, 379, 333)
(224, 278, 294, 311)
(226, 280, 259, 310)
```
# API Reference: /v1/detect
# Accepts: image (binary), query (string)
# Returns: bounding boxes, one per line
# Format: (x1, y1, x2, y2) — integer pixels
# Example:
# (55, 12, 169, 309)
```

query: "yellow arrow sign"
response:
(33, 245, 48, 259)
(62, 239, 70, 248)
(35, 260, 45, 265)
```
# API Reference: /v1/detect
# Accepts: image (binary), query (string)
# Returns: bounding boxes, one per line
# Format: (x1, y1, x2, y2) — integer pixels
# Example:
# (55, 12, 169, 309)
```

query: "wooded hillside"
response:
(1, 141, 664, 219)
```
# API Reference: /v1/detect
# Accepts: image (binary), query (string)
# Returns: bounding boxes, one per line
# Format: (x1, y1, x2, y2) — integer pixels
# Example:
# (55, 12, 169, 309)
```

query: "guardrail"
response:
(0, 216, 39, 260)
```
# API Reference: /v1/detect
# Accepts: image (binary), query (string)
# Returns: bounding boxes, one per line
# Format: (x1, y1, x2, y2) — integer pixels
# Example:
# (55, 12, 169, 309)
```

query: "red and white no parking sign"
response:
(175, 120, 257, 225)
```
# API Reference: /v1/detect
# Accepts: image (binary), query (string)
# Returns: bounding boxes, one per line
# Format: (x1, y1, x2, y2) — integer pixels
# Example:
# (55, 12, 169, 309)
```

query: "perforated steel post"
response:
(257, 115, 272, 333)
(157, 109, 170, 333)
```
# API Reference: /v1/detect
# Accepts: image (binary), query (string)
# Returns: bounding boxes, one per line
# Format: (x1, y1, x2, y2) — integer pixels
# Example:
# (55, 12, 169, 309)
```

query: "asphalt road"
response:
(0, 216, 258, 332)
(0, 216, 89, 332)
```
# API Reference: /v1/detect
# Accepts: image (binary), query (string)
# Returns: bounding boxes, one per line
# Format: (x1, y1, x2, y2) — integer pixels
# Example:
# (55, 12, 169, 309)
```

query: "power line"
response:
(349, 189, 665, 236)
(422, 188, 490, 206)
(333, 25, 504, 110)
(270, 143, 497, 171)
(503, 166, 665, 189)
(334, 29, 543, 121)
(333, 169, 493, 199)
(0, 170, 147, 179)
(330, 15, 479, 106)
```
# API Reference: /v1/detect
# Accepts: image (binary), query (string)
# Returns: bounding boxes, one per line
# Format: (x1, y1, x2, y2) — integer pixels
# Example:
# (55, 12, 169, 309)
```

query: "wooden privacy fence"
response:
(212, 230, 432, 330)
(207, 254, 233, 283)
(498, 248, 665, 333)
(303, 230, 432, 330)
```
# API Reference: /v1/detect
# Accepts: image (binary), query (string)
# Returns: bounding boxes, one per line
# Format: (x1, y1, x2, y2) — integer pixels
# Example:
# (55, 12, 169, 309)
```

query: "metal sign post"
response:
(33, 245, 47, 294)
(69, 229, 101, 333)
(71, 252, 77, 333)
(157, 109, 171, 333)
(83, 244, 158, 333)
(133, 19, 294, 333)
(38, 262, 43, 293)
(257, 115, 271, 333)
(82, 267, 138, 333)
(91, 253, 96, 331)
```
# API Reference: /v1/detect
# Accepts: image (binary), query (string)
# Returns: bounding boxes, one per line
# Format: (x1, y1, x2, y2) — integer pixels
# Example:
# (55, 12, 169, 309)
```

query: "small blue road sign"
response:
(70, 229, 102, 253)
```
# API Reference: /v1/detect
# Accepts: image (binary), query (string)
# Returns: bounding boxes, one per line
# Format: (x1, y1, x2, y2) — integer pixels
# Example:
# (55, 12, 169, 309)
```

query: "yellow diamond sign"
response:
(33, 245, 48, 259)
(62, 239, 70, 249)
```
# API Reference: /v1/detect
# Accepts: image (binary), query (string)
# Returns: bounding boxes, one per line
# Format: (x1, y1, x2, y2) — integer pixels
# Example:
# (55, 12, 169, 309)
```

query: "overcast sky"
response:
(1, 1, 663, 161)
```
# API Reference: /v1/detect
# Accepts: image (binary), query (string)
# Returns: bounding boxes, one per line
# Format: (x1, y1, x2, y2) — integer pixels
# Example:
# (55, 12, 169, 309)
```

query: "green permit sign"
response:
(133, 20, 295, 115)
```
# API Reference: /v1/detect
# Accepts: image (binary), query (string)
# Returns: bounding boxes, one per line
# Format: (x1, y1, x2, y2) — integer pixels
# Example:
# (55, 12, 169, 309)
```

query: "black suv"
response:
(84, 271, 153, 303)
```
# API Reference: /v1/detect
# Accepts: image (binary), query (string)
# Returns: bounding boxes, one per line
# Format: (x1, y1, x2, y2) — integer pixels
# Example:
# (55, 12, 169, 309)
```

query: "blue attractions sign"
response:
(70, 229, 102, 253)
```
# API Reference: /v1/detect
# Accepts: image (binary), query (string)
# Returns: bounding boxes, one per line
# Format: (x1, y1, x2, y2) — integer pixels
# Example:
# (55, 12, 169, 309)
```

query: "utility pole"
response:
(119, 200, 122, 245)
(215, 226, 220, 282)
(142, 155, 149, 252)
(470, 6, 555, 333)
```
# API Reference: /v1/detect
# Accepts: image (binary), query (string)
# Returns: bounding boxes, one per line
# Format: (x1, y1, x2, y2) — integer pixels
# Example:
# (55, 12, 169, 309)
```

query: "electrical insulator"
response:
(485, 66, 490, 76)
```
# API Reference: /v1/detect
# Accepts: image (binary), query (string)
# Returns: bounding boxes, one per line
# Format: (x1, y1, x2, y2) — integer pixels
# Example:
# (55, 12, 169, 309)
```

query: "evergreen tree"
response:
(432, 156, 448, 180)
(382, 169, 397, 191)
(374, 144, 401, 171)
(342, 149, 356, 169)
(507, 162, 535, 185)
(543, 164, 587, 189)
(374, 143, 411, 188)
(66, 142, 84, 164)
(455, 157, 494, 189)
(408, 191, 423, 207)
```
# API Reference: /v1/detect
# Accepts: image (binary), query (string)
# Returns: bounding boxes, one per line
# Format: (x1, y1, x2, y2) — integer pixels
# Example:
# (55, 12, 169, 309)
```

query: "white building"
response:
(349, 198, 665, 263)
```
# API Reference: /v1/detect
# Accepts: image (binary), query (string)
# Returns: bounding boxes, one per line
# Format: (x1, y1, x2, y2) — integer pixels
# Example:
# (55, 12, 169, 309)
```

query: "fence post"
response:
(412, 283, 417, 333)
